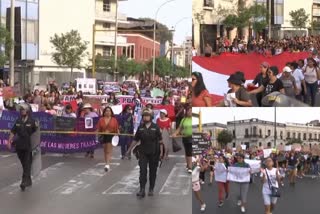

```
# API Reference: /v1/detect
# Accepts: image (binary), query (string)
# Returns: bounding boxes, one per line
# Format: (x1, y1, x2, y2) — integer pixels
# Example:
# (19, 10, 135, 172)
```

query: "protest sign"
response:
(227, 167, 251, 183)
(192, 133, 211, 155)
(111, 105, 123, 115)
(285, 145, 292, 151)
(54, 117, 76, 131)
(241, 144, 247, 150)
(151, 88, 165, 98)
(245, 159, 261, 174)
(214, 163, 227, 183)
(263, 149, 272, 158)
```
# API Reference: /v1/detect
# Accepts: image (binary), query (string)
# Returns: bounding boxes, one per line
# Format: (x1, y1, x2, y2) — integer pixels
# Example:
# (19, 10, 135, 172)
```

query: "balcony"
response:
(314, 0, 320, 4)
(95, 8, 127, 23)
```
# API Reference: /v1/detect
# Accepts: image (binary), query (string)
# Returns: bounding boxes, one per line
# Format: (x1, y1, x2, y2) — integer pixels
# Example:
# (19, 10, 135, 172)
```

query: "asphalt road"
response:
(0, 146, 191, 214)
(192, 172, 320, 214)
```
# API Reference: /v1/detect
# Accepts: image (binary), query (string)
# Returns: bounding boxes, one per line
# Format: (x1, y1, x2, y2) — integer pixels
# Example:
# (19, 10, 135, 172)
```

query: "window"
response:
(303, 133, 307, 140)
(259, 142, 262, 147)
(233, 130, 235, 138)
(298, 133, 301, 140)
(267, 142, 271, 148)
(259, 129, 262, 137)
(287, 132, 290, 139)
(293, 132, 296, 139)
(253, 126, 257, 136)
(309, 133, 312, 140)
(280, 131, 283, 139)
(103, 0, 111, 12)
(245, 129, 249, 136)
(102, 47, 112, 57)
(268, 129, 271, 136)
(203, 0, 213, 7)
(102, 23, 111, 29)
(315, 133, 317, 140)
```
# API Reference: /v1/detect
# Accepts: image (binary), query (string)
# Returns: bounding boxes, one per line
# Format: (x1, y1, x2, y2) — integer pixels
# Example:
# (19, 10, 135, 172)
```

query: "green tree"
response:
(289, 8, 309, 30)
(217, 130, 233, 148)
(172, 65, 190, 78)
(223, 14, 238, 37)
(0, 25, 12, 67)
(249, 3, 268, 34)
(50, 30, 88, 81)
(286, 138, 303, 145)
(147, 57, 173, 78)
(96, 55, 145, 78)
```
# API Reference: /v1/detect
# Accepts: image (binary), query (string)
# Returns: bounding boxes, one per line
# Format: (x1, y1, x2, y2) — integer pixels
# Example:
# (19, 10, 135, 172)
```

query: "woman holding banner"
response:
(215, 155, 230, 207)
(233, 154, 251, 213)
(261, 157, 281, 214)
(97, 106, 119, 172)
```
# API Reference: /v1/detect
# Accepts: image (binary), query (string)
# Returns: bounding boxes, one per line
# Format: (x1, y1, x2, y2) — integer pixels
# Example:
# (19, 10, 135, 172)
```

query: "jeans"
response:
(305, 81, 318, 106)
(312, 162, 319, 175)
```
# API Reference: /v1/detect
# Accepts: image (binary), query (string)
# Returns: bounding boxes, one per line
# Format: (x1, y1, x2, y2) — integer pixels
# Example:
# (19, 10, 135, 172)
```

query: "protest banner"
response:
(227, 167, 251, 183)
(285, 145, 292, 151)
(54, 117, 76, 131)
(263, 149, 272, 158)
(214, 163, 227, 183)
(244, 159, 261, 174)
(192, 132, 211, 155)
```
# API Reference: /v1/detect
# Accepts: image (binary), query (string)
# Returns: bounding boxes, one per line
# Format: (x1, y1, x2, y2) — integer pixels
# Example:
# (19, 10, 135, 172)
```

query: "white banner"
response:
(285, 145, 292, 151)
(245, 159, 261, 174)
(214, 163, 227, 183)
(227, 167, 251, 183)
(263, 149, 272, 158)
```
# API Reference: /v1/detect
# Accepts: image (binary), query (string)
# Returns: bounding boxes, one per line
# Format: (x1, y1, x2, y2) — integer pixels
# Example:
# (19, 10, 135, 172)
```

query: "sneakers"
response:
(241, 206, 246, 213)
(148, 189, 154, 197)
(237, 200, 242, 206)
(200, 181, 205, 185)
(218, 201, 224, 207)
(187, 169, 192, 174)
(200, 203, 206, 212)
(104, 164, 110, 172)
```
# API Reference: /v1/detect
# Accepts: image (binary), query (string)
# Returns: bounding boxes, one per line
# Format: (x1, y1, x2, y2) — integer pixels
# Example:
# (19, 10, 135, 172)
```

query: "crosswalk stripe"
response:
(159, 163, 191, 195)
(0, 154, 13, 158)
(0, 162, 65, 195)
(102, 166, 140, 195)
(51, 162, 120, 195)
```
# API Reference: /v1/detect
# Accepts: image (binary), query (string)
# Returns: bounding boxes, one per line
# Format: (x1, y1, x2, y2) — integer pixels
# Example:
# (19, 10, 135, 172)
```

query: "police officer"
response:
(7, 103, 38, 191)
(127, 108, 163, 199)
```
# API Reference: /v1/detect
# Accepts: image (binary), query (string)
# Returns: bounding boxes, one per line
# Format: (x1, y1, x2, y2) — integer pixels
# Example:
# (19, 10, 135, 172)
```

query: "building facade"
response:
(32, 0, 134, 86)
(227, 118, 320, 149)
(193, 122, 227, 147)
(0, 0, 39, 90)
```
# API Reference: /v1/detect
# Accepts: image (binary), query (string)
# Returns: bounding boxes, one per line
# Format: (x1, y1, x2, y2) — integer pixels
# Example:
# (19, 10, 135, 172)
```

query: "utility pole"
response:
(114, 0, 119, 82)
(268, 0, 272, 40)
(274, 107, 277, 147)
(9, 0, 15, 86)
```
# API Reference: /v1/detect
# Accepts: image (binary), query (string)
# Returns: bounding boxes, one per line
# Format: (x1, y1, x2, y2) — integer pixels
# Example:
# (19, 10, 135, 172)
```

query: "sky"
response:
(119, 0, 192, 45)
(192, 108, 320, 125)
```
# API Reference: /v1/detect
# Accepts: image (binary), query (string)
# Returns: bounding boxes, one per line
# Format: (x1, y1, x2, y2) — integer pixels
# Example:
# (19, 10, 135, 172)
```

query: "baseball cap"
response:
(283, 66, 292, 73)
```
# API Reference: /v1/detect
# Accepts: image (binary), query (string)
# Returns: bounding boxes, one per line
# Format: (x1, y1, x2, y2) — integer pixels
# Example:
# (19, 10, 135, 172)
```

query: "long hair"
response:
(122, 104, 132, 114)
(192, 72, 207, 97)
(102, 106, 115, 117)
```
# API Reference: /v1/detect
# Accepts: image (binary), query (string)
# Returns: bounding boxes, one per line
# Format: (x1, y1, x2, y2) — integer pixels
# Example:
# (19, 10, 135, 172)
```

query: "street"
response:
(192, 173, 320, 214)
(0, 146, 191, 214)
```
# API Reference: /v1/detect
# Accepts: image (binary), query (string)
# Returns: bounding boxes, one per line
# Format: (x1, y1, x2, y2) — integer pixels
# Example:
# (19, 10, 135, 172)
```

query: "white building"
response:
(193, 122, 227, 147)
(32, 0, 130, 86)
(227, 118, 320, 149)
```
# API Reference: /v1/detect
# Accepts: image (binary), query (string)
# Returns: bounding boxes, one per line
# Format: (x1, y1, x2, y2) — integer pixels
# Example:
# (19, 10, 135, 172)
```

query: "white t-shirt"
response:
(292, 68, 305, 91)
(192, 166, 201, 182)
(262, 168, 279, 195)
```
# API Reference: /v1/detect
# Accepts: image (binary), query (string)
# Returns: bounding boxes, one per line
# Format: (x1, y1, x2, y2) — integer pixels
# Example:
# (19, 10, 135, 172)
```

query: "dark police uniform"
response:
(134, 122, 162, 196)
(11, 116, 37, 188)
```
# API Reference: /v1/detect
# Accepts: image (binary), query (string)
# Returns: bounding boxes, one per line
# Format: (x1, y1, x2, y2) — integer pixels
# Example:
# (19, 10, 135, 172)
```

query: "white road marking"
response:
(0, 154, 13, 158)
(159, 163, 191, 195)
(51, 162, 120, 195)
(0, 162, 65, 195)
(102, 166, 140, 195)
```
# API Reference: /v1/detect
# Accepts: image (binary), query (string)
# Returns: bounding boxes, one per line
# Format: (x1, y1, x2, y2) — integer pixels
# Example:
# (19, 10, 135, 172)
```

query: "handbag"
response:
(266, 169, 281, 198)
(172, 138, 182, 153)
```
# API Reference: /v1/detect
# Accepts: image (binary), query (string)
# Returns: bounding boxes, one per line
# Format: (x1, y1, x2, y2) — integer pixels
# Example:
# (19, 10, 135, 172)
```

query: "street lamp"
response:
(152, 0, 175, 81)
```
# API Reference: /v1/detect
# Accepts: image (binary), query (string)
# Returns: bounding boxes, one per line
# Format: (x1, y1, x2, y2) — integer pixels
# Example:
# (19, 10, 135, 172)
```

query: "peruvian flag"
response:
(192, 52, 309, 105)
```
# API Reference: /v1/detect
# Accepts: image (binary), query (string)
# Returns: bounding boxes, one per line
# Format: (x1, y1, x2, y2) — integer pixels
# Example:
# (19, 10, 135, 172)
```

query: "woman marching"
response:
(118, 105, 134, 160)
(192, 157, 206, 212)
(156, 109, 172, 160)
(96, 106, 119, 172)
(215, 154, 230, 207)
(261, 157, 281, 214)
